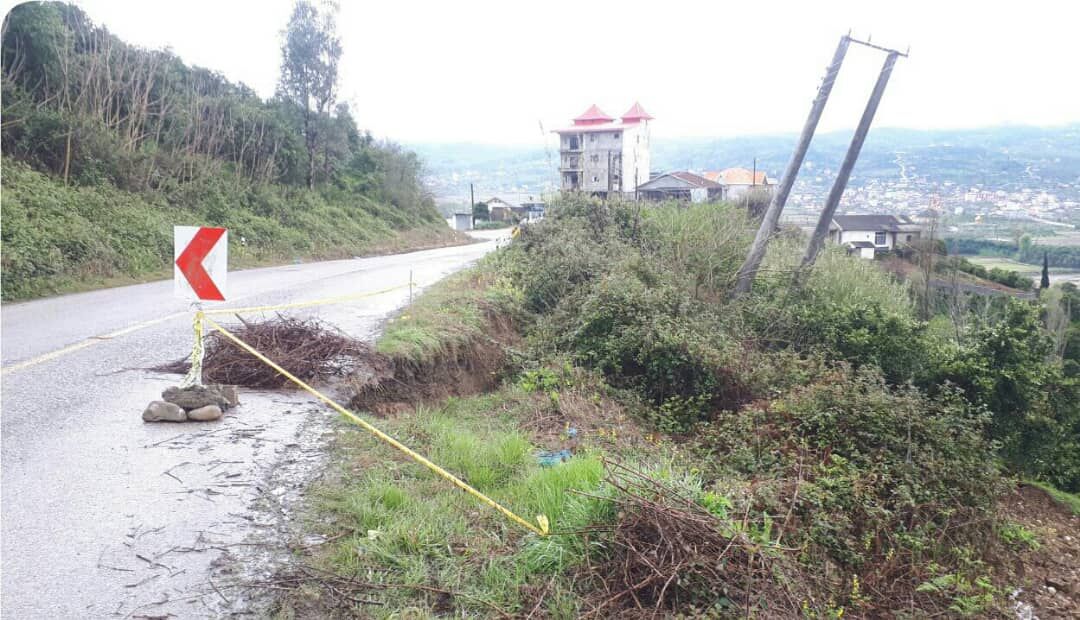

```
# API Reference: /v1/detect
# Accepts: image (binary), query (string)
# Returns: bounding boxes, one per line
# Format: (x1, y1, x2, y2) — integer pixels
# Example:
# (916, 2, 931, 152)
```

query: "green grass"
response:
(0, 159, 463, 300)
(1026, 479, 1080, 515)
(376, 259, 523, 364)
(311, 388, 612, 618)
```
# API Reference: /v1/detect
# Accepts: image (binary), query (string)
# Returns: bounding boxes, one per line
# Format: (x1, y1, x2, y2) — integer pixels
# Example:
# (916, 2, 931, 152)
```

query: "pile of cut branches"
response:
(578, 460, 805, 618)
(160, 316, 390, 389)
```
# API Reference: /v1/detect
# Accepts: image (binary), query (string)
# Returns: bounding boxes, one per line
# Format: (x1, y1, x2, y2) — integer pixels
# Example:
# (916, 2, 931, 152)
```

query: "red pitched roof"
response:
(621, 101, 654, 123)
(573, 104, 614, 125)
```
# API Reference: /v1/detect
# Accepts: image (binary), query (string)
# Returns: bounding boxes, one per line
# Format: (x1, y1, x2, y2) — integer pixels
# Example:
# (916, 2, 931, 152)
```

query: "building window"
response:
(613, 132, 621, 139)
(906, 234, 912, 242)
(590, 154, 599, 163)
(874, 231, 887, 245)
(589, 134, 596, 142)
(592, 176, 599, 182)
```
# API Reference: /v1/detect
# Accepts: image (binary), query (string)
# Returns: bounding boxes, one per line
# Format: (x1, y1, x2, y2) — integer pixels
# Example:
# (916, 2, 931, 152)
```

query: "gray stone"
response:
(162, 385, 229, 411)
(213, 384, 240, 408)
(142, 401, 187, 422)
(187, 405, 223, 421)
(1045, 577, 1070, 593)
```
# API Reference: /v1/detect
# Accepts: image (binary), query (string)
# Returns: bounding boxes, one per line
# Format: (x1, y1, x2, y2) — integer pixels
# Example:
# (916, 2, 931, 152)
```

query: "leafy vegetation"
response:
(1, 2, 458, 299)
(294, 387, 618, 618)
(939, 255, 1036, 289)
(376, 267, 522, 365)
(947, 236, 1080, 269)
(291, 195, 1078, 617)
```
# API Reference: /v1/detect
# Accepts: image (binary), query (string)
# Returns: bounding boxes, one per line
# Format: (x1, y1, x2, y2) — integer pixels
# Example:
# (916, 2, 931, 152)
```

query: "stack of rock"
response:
(142, 384, 240, 422)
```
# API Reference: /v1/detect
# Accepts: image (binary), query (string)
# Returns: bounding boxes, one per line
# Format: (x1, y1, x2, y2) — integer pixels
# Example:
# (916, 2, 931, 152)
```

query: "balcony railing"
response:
(560, 156, 582, 171)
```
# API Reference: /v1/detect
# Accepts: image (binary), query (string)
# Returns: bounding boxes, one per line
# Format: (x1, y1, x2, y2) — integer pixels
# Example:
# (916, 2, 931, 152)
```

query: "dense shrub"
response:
(702, 366, 1004, 598)
(749, 240, 929, 384)
(931, 300, 1080, 490)
(550, 264, 745, 430)
(502, 195, 1078, 491)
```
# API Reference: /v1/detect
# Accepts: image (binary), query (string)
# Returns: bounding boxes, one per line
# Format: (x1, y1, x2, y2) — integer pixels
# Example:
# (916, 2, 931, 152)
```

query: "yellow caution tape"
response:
(202, 283, 411, 316)
(199, 312, 550, 537)
(180, 311, 205, 387)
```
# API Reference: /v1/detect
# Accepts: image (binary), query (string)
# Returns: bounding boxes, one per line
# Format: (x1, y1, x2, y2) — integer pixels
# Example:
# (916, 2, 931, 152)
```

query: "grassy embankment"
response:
(280, 197, 1079, 618)
(0, 159, 465, 301)
(0, 2, 465, 301)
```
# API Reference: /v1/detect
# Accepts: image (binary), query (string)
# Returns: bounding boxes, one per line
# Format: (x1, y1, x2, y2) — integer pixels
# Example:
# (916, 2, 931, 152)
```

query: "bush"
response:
(748, 241, 928, 384)
(701, 366, 1004, 607)
(931, 300, 1080, 490)
(549, 263, 744, 430)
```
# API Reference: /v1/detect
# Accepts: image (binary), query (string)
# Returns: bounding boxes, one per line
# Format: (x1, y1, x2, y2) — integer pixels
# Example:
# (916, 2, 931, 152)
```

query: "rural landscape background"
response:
(2, 0, 1079, 619)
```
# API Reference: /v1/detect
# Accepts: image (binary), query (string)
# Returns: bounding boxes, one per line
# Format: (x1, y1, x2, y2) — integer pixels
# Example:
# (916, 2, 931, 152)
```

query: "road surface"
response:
(1, 231, 506, 618)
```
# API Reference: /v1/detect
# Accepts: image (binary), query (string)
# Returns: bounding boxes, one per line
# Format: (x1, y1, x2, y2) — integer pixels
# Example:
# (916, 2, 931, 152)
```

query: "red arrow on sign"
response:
(175, 227, 227, 301)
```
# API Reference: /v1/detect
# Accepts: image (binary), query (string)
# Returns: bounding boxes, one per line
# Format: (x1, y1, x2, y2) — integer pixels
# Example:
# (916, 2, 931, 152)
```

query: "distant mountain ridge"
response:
(413, 124, 1080, 201)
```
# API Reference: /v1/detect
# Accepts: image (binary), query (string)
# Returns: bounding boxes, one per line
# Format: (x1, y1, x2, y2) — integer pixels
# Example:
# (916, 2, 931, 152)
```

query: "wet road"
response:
(1, 231, 506, 618)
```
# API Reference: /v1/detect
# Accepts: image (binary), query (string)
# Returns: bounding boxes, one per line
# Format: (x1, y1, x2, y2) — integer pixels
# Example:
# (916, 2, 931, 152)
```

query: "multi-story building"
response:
(553, 102, 652, 197)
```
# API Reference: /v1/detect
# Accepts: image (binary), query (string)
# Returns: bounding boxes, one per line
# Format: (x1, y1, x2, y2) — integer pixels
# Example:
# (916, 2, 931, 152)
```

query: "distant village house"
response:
(703, 167, 774, 201)
(636, 172, 724, 203)
(484, 195, 546, 223)
(828, 214, 923, 259)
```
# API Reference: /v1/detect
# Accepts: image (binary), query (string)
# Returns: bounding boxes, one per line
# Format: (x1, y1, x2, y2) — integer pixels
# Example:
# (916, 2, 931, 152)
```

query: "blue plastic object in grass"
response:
(536, 449, 573, 467)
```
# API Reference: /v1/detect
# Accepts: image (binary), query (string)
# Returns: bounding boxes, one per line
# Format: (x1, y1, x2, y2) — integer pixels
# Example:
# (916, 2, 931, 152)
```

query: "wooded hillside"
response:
(0, 1, 456, 300)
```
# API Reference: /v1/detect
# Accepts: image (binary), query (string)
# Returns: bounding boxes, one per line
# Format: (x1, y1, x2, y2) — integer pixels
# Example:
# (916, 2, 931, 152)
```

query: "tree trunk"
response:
(63, 128, 72, 185)
(304, 109, 315, 190)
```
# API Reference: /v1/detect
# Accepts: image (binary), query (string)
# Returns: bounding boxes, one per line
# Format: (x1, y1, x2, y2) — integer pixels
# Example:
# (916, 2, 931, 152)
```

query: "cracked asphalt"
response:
(1, 231, 505, 618)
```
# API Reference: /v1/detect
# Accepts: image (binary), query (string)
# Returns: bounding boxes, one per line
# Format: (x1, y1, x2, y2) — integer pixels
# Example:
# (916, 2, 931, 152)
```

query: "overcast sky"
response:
(13, 0, 1080, 144)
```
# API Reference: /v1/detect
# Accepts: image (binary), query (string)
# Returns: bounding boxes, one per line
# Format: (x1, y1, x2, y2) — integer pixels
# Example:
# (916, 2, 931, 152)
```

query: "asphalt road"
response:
(1, 230, 506, 618)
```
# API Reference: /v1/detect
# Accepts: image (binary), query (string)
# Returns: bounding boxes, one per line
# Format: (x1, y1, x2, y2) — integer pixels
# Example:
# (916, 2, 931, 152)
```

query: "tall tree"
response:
(278, 0, 341, 189)
(1041, 251, 1051, 290)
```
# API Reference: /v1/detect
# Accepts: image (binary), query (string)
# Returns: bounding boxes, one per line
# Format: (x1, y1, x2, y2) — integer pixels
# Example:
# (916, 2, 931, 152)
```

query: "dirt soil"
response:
(345, 312, 517, 416)
(1000, 483, 1080, 619)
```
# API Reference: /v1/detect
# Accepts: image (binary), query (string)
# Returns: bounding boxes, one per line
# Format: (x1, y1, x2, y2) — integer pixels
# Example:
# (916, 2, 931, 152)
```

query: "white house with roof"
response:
(552, 103, 652, 197)
(703, 167, 774, 200)
(485, 195, 546, 222)
(827, 214, 923, 258)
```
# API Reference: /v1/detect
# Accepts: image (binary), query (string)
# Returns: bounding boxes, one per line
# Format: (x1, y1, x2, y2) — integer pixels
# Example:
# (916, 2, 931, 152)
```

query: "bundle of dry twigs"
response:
(159, 316, 386, 389)
(578, 460, 803, 618)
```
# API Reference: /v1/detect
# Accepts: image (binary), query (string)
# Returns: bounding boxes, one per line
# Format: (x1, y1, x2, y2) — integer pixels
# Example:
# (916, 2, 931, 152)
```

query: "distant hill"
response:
(413, 124, 1080, 202)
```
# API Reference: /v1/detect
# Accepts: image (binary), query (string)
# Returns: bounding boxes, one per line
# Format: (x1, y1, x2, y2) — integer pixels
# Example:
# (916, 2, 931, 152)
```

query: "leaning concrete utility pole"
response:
(798, 49, 902, 274)
(731, 35, 851, 298)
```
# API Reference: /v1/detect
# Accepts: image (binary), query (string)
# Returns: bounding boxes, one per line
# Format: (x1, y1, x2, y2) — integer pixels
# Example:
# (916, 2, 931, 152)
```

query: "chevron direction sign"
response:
(174, 226, 227, 301)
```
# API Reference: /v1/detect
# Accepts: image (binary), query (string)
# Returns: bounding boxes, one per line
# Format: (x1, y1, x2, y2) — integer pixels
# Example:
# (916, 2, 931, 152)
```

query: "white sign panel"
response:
(174, 226, 228, 301)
